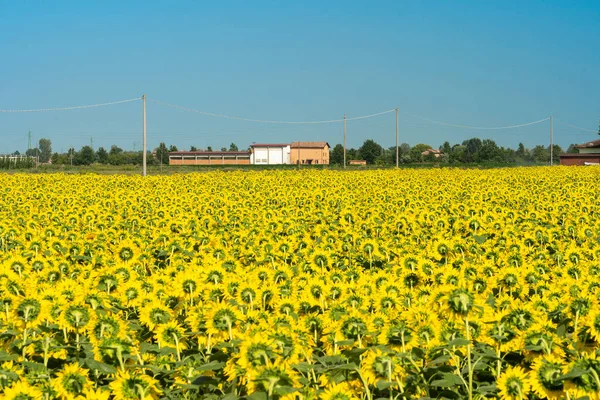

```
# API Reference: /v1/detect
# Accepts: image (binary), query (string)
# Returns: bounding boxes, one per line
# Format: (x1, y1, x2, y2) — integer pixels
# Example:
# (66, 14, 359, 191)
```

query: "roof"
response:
(575, 139, 600, 149)
(169, 151, 251, 156)
(249, 143, 290, 148)
(290, 141, 330, 149)
(421, 148, 443, 155)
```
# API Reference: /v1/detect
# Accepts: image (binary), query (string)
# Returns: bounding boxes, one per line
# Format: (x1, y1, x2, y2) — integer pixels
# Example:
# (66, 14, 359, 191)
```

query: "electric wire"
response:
(150, 99, 395, 124)
(0, 98, 140, 113)
(402, 112, 550, 130)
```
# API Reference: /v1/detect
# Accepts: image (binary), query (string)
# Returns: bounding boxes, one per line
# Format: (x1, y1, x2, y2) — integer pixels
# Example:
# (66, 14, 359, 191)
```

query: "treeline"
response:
(6, 137, 581, 168)
(0, 157, 35, 170)
(46, 142, 242, 166)
(331, 138, 575, 165)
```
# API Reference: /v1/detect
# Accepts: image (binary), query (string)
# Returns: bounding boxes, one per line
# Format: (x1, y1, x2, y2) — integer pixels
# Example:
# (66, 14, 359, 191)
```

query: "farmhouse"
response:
(559, 139, 600, 166)
(290, 141, 330, 165)
(168, 150, 251, 165)
(421, 148, 443, 158)
(249, 143, 291, 165)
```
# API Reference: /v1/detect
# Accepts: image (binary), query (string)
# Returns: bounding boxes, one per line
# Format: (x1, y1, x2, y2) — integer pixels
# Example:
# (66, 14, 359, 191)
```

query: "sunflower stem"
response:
(466, 316, 473, 400)
(172, 332, 181, 362)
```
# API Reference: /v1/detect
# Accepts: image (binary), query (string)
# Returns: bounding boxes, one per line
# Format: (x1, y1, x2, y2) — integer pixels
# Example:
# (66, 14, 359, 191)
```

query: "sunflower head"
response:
(498, 366, 531, 400)
(447, 288, 474, 316)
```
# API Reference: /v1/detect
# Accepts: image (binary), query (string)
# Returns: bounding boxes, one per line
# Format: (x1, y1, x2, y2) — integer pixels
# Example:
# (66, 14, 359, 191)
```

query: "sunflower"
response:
(360, 348, 403, 385)
(138, 300, 173, 330)
(2, 379, 44, 400)
(108, 370, 161, 400)
(497, 366, 531, 400)
(564, 354, 600, 400)
(204, 303, 243, 341)
(52, 363, 93, 399)
(529, 355, 566, 400)
(154, 321, 187, 354)
(320, 382, 359, 400)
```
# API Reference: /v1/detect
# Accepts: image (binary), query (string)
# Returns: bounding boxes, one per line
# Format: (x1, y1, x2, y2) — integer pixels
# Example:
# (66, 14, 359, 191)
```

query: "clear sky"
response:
(1, 0, 599, 153)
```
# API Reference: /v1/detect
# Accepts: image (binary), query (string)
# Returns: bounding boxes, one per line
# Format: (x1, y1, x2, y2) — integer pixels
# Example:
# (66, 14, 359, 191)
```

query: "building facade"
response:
(250, 143, 291, 165)
(169, 151, 251, 165)
(560, 139, 600, 166)
(290, 142, 330, 165)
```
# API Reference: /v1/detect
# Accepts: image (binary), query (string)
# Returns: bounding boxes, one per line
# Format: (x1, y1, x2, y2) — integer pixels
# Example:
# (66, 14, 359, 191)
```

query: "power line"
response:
(554, 120, 597, 133)
(402, 112, 550, 130)
(0, 98, 140, 113)
(150, 99, 396, 124)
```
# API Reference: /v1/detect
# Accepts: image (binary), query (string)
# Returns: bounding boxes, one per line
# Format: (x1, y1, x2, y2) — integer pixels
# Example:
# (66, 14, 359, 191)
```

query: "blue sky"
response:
(1, 0, 599, 153)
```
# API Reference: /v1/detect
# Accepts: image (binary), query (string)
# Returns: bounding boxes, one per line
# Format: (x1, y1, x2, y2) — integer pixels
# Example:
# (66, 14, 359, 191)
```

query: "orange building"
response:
(290, 142, 330, 165)
(168, 151, 251, 165)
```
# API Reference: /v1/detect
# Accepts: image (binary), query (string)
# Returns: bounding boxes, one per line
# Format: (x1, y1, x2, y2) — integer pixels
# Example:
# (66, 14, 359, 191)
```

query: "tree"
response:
(220, 147, 227, 152)
(155, 143, 169, 165)
(96, 147, 109, 163)
(76, 146, 95, 165)
(109, 145, 123, 156)
(516, 143, 526, 158)
(461, 138, 483, 163)
(441, 141, 452, 155)
(566, 144, 579, 153)
(410, 144, 432, 163)
(168, 145, 178, 152)
(207, 146, 213, 152)
(399, 143, 411, 163)
(551, 144, 563, 164)
(38, 138, 52, 163)
(229, 143, 239, 151)
(331, 144, 345, 165)
(190, 146, 198, 151)
(531, 145, 549, 163)
(476, 139, 501, 163)
(358, 139, 383, 165)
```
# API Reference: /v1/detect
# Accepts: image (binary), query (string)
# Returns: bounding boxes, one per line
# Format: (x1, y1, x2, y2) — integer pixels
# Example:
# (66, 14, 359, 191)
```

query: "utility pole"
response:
(142, 94, 147, 177)
(27, 130, 31, 154)
(343, 114, 347, 168)
(395, 108, 399, 168)
(90, 137, 93, 150)
(550, 115, 553, 166)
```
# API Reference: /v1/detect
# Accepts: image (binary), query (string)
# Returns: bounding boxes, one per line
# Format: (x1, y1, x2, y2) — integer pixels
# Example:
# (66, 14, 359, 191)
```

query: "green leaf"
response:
(473, 234, 488, 244)
(196, 361, 224, 371)
(447, 338, 470, 347)
(429, 355, 451, 366)
(273, 386, 297, 395)
(190, 376, 219, 386)
(430, 373, 463, 387)
(292, 362, 314, 373)
(375, 380, 395, 390)
(247, 392, 268, 400)
(558, 367, 586, 380)
(22, 361, 46, 372)
(84, 358, 117, 374)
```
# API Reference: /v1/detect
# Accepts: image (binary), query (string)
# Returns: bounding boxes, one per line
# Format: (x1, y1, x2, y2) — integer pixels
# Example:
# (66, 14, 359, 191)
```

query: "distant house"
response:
(421, 148, 443, 158)
(169, 150, 251, 165)
(349, 160, 367, 166)
(560, 139, 600, 166)
(250, 143, 290, 165)
(290, 142, 330, 165)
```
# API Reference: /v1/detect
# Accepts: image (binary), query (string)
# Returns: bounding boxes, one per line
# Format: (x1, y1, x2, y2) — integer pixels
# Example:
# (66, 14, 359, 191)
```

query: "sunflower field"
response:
(1, 168, 600, 400)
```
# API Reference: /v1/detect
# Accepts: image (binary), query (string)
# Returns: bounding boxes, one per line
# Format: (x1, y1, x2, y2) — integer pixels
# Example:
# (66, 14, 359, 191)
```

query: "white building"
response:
(250, 143, 291, 165)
